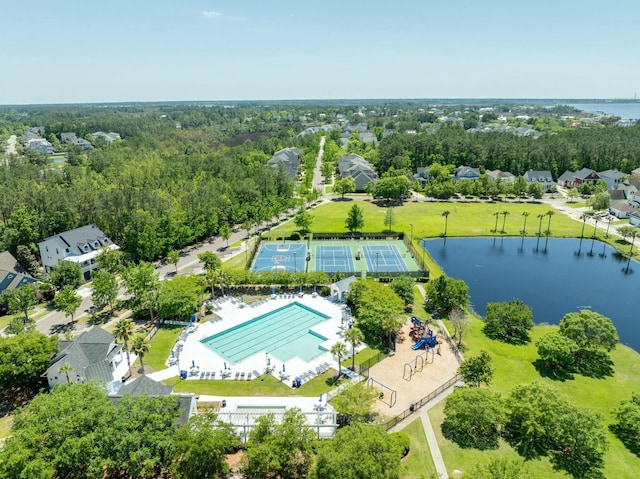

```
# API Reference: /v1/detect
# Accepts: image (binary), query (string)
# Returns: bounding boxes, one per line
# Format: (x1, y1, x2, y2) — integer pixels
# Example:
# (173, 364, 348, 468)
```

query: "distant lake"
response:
(423, 237, 639, 351)
(565, 102, 640, 120)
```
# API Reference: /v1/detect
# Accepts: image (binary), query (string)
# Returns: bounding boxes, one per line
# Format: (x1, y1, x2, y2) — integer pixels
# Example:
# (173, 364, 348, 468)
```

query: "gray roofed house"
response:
(557, 170, 576, 188)
(485, 169, 516, 182)
(92, 131, 121, 143)
(414, 166, 430, 187)
(38, 224, 118, 280)
(0, 251, 37, 294)
(633, 167, 640, 181)
(330, 275, 357, 301)
(266, 147, 302, 180)
(523, 170, 555, 191)
(44, 327, 126, 393)
(453, 165, 480, 181)
(338, 154, 378, 192)
(609, 203, 635, 219)
(630, 211, 640, 227)
(109, 375, 198, 426)
(598, 169, 627, 189)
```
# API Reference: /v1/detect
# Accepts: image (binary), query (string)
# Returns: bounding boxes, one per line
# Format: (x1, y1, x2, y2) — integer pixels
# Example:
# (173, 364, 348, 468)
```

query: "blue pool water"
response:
(201, 302, 330, 364)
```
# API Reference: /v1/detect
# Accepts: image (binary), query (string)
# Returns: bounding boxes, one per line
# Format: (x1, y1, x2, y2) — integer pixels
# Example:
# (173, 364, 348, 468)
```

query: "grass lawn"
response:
(566, 200, 589, 208)
(169, 369, 341, 397)
(435, 315, 640, 478)
(401, 417, 438, 479)
(145, 325, 185, 371)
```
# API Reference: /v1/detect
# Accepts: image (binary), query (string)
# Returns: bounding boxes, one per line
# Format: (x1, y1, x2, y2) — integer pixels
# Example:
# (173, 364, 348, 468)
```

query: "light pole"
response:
(375, 251, 380, 278)
(409, 223, 414, 246)
(293, 251, 297, 273)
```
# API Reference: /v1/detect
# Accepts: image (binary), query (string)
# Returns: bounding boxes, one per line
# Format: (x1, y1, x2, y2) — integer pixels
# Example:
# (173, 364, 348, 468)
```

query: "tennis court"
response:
(252, 239, 422, 276)
(316, 245, 355, 273)
(251, 242, 307, 273)
(362, 244, 408, 273)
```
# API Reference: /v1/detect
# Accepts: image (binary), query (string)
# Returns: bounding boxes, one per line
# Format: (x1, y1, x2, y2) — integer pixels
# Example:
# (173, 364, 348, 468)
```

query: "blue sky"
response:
(1, 0, 638, 104)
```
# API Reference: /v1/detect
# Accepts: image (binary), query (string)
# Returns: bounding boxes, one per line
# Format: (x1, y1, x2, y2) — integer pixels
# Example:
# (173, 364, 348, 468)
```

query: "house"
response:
(266, 147, 302, 180)
(43, 327, 127, 393)
(632, 167, 640, 181)
(109, 375, 198, 426)
(92, 131, 121, 143)
(60, 132, 92, 150)
(629, 211, 640, 227)
(329, 275, 357, 302)
(485, 169, 516, 182)
(523, 170, 555, 191)
(359, 131, 377, 144)
(38, 224, 118, 280)
(452, 165, 480, 181)
(337, 154, 378, 192)
(557, 171, 576, 188)
(609, 203, 635, 219)
(598, 169, 626, 189)
(557, 168, 600, 188)
(414, 166, 430, 187)
(0, 251, 37, 294)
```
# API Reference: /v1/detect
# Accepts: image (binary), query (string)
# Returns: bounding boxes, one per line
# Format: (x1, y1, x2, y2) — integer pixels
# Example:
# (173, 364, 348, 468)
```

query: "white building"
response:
(38, 224, 118, 280)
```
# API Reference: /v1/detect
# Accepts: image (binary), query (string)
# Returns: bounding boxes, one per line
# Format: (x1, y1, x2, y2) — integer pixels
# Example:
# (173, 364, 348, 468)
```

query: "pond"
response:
(423, 237, 639, 351)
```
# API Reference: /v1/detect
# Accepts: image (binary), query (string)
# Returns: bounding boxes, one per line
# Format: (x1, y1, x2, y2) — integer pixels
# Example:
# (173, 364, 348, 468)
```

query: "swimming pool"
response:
(201, 302, 330, 364)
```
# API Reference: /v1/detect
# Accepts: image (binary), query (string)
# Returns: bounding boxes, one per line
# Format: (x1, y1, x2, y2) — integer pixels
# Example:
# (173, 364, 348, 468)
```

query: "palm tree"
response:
(580, 214, 589, 238)
(536, 213, 545, 237)
(114, 318, 135, 377)
(592, 217, 599, 239)
(605, 217, 613, 238)
(442, 210, 450, 237)
(492, 211, 500, 232)
(501, 210, 510, 233)
(545, 210, 555, 236)
(60, 363, 73, 385)
(344, 326, 364, 372)
(521, 211, 530, 235)
(619, 226, 637, 257)
(330, 342, 347, 379)
(204, 268, 217, 299)
(132, 336, 150, 375)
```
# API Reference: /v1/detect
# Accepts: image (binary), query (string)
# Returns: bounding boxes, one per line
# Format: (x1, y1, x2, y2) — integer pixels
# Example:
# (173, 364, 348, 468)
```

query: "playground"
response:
(366, 317, 460, 417)
(251, 239, 422, 275)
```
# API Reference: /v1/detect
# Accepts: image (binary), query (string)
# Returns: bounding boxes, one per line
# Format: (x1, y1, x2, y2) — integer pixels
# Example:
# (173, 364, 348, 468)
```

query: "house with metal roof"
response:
(38, 224, 118, 280)
(266, 147, 302, 180)
(523, 170, 555, 191)
(44, 327, 128, 393)
(598, 169, 627, 189)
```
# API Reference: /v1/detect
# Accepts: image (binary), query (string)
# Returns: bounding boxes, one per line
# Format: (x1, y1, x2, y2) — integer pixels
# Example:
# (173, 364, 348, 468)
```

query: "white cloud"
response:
(202, 11, 222, 19)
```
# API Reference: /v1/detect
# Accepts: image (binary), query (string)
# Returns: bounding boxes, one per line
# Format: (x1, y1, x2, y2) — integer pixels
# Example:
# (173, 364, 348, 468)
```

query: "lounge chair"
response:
(253, 370, 260, 378)
(210, 371, 215, 379)
(199, 371, 205, 379)
(235, 372, 240, 380)
(246, 372, 252, 380)
(240, 372, 246, 380)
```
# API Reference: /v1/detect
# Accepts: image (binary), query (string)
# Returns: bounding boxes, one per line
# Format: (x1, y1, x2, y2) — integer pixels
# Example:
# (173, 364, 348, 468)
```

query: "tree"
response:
(114, 318, 135, 378)
(373, 175, 410, 201)
(54, 285, 82, 323)
(559, 310, 618, 353)
(389, 275, 414, 307)
(611, 392, 640, 454)
(425, 275, 469, 316)
(501, 210, 510, 233)
(528, 181, 544, 199)
(91, 269, 118, 313)
(567, 187, 579, 202)
(311, 423, 402, 479)
(48, 260, 83, 290)
(590, 192, 610, 211)
(172, 413, 240, 479)
(442, 210, 450, 236)
(122, 261, 159, 319)
(492, 211, 500, 232)
(521, 211, 530, 235)
(344, 326, 364, 372)
(95, 246, 123, 274)
(449, 308, 470, 346)
(219, 223, 232, 246)
(167, 249, 180, 273)
(0, 331, 57, 389)
(470, 459, 532, 479)
(59, 362, 74, 385)
(15, 245, 40, 277)
(619, 225, 638, 257)
(545, 210, 555, 236)
(344, 204, 364, 234)
(442, 387, 505, 449)
(334, 176, 356, 199)
(458, 350, 494, 387)
(482, 299, 534, 344)
(536, 331, 577, 373)
(157, 276, 202, 320)
(331, 341, 347, 378)
(198, 251, 222, 271)
(331, 382, 378, 425)
(6, 283, 38, 324)
(384, 206, 395, 231)
(536, 213, 545, 236)
(132, 336, 150, 374)
(241, 409, 315, 479)
(293, 207, 313, 233)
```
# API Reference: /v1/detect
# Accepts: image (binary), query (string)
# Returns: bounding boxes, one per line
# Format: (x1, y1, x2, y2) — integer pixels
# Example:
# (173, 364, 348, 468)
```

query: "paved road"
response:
(312, 136, 326, 193)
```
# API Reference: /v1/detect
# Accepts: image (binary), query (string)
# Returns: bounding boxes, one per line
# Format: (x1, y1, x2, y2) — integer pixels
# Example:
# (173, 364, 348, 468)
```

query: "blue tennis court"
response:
(252, 242, 307, 273)
(362, 244, 408, 273)
(316, 245, 355, 273)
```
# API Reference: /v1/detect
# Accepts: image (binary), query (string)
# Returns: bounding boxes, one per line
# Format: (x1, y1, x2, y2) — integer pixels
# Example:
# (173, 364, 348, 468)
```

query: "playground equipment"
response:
(404, 329, 438, 381)
(366, 377, 397, 407)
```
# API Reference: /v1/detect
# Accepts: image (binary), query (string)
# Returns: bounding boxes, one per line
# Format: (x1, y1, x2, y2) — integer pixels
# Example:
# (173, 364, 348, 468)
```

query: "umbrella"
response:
(191, 360, 195, 368)
(282, 364, 286, 372)
(224, 362, 227, 370)
(171, 350, 175, 358)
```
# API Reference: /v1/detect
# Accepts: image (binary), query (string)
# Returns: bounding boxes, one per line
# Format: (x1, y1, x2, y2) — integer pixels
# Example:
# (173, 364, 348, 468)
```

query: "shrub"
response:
(390, 432, 411, 458)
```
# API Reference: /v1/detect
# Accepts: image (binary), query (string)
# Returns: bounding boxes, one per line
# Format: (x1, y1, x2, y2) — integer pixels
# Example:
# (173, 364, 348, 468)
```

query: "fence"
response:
(355, 351, 388, 377)
(402, 234, 430, 277)
(245, 235, 262, 269)
(381, 374, 462, 431)
(436, 319, 464, 364)
(311, 231, 404, 241)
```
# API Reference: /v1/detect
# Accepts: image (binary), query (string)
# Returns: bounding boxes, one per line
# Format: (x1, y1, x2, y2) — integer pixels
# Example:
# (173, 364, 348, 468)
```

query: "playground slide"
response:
(411, 338, 427, 350)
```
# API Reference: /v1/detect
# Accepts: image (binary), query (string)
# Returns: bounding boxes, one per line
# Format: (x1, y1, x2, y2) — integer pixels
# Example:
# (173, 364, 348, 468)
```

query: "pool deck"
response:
(166, 294, 356, 386)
